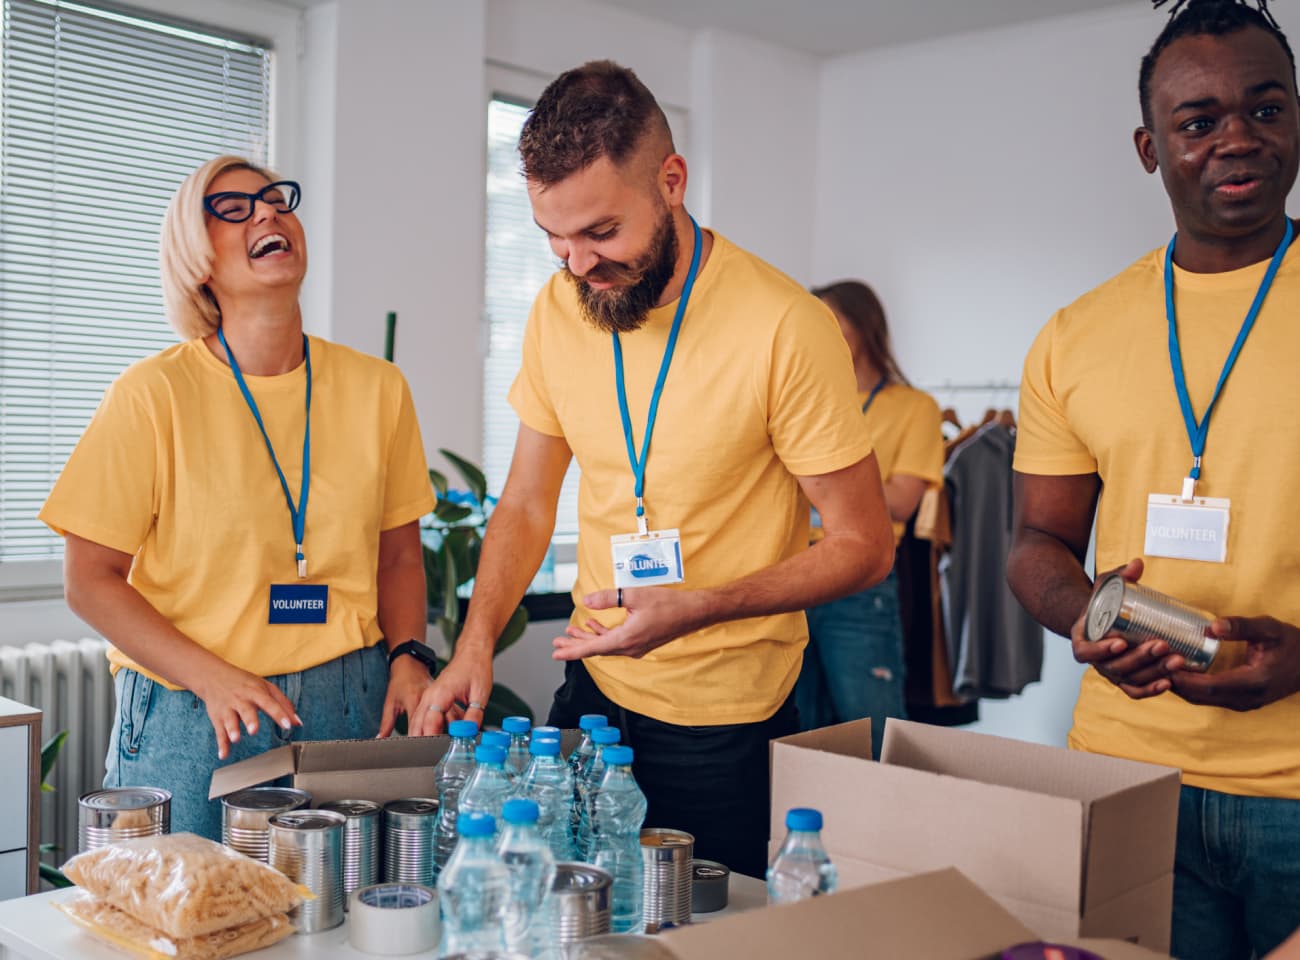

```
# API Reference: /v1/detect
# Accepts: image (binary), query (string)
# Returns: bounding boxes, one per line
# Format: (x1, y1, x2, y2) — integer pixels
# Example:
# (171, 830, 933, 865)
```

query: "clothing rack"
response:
(919, 380, 1020, 394)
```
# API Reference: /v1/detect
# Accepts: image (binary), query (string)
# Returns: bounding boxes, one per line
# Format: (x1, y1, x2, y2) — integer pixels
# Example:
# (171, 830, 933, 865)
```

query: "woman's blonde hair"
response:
(159, 155, 280, 340)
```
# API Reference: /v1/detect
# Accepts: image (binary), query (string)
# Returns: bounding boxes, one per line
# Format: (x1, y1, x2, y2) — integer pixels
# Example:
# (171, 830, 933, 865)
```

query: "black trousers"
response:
(547, 660, 799, 879)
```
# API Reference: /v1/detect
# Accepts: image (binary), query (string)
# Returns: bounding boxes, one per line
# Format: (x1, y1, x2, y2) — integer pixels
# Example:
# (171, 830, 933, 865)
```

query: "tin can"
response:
(1085, 573, 1219, 670)
(639, 828, 693, 930)
(689, 859, 729, 913)
(221, 786, 312, 862)
(77, 788, 170, 853)
(550, 862, 613, 945)
(319, 799, 381, 908)
(382, 798, 439, 885)
(268, 809, 346, 933)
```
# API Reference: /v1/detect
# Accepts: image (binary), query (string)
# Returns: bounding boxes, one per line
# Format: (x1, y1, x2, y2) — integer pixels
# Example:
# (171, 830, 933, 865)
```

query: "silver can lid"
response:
(552, 862, 613, 893)
(640, 828, 694, 848)
(1085, 574, 1127, 642)
(320, 799, 382, 819)
(80, 787, 170, 811)
(223, 787, 312, 811)
(269, 809, 346, 831)
(383, 798, 439, 816)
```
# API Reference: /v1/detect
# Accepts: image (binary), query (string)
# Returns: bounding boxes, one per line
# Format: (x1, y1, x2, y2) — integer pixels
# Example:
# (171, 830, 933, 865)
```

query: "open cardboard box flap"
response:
(662, 868, 1171, 960)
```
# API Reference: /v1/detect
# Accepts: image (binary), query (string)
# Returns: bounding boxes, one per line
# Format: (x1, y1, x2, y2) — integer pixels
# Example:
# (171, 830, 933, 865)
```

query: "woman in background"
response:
(40, 156, 439, 838)
(797, 280, 944, 757)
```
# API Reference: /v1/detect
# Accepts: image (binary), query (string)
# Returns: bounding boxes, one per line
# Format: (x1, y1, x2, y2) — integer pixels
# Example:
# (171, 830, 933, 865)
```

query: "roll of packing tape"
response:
(348, 882, 440, 956)
(690, 859, 729, 913)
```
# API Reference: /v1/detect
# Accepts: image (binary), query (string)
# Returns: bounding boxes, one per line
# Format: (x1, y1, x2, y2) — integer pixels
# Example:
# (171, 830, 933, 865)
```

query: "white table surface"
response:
(0, 874, 766, 959)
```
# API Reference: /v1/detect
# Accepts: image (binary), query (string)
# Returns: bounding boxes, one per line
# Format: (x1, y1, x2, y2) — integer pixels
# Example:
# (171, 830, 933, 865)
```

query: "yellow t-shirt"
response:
(39, 336, 436, 688)
(508, 231, 874, 725)
(1015, 244, 1300, 799)
(863, 384, 944, 544)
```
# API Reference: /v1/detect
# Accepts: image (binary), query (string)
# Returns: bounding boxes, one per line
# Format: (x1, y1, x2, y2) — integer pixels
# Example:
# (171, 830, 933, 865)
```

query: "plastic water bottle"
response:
(568, 714, 608, 849)
(498, 798, 557, 956)
(503, 716, 532, 776)
(433, 719, 479, 877)
(517, 736, 575, 862)
(532, 725, 562, 743)
(437, 811, 510, 956)
(480, 730, 515, 783)
(589, 746, 646, 934)
(459, 745, 513, 823)
(577, 725, 621, 860)
(766, 807, 838, 903)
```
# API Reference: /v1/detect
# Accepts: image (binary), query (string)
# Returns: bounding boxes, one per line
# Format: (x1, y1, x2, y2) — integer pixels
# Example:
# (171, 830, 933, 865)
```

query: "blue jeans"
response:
(795, 569, 906, 759)
(105, 645, 388, 840)
(1171, 785, 1300, 960)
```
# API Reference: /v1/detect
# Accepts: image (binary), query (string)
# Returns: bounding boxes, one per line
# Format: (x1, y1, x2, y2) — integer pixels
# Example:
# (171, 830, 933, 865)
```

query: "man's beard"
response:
(565, 210, 679, 334)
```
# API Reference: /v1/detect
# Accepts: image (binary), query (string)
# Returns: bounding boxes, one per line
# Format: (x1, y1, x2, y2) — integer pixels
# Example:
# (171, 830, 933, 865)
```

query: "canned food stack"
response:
(319, 799, 381, 906)
(221, 787, 312, 863)
(77, 787, 171, 853)
(639, 828, 694, 930)
(383, 798, 439, 884)
(1086, 573, 1220, 670)
(268, 809, 347, 933)
(549, 862, 613, 946)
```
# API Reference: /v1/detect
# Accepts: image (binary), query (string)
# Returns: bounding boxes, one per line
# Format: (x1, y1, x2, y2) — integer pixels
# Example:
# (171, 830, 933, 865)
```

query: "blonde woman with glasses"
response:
(40, 156, 439, 838)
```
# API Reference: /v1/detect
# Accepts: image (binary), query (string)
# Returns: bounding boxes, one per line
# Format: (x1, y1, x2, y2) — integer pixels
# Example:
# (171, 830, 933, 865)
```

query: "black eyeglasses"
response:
(203, 180, 301, 223)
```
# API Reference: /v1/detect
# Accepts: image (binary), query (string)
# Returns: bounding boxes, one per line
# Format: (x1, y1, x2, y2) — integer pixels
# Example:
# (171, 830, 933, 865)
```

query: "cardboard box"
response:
(769, 719, 1180, 951)
(208, 731, 582, 803)
(663, 868, 1171, 960)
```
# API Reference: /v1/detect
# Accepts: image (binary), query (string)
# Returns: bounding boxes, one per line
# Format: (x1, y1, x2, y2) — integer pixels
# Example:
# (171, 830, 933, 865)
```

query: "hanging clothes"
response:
(940, 421, 1043, 700)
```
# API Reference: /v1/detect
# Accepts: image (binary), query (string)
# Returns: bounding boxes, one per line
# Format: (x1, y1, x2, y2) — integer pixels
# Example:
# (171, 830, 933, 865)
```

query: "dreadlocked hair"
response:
(1140, 0, 1296, 127)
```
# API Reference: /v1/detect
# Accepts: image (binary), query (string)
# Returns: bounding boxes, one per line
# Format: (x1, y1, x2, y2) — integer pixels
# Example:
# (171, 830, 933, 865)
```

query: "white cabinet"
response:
(0, 700, 40, 899)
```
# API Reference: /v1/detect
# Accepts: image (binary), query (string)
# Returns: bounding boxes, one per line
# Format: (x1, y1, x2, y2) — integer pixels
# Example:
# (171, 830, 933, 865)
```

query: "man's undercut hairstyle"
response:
(519, 60, 673, 186)
(1140, 0, 1296, 128)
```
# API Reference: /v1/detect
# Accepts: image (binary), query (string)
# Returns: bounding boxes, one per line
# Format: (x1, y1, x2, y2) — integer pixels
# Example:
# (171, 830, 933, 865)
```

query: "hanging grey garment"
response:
(940, 423, 1043, 699)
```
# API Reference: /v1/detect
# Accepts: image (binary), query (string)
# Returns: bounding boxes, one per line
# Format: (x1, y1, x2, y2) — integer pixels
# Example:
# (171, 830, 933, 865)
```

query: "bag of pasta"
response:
(62, 833, 305, 938)
(57, 891, 294, 960)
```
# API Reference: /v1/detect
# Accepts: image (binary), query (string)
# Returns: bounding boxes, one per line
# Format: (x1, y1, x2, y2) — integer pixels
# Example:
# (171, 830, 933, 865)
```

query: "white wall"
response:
(813, 5, 1175, 745)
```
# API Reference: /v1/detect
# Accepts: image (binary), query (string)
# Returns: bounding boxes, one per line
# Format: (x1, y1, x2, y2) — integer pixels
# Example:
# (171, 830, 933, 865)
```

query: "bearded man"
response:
(418, 60, 892, 876)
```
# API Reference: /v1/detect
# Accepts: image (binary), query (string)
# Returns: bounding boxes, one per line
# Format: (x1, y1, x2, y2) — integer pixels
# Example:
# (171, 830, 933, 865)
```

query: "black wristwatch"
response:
(387, 639, 440, 677)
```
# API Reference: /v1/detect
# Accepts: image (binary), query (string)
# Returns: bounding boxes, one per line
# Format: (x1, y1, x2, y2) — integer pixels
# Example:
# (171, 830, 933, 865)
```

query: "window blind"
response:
(0, 0, 272, 561)
(482, 97, 580, 539)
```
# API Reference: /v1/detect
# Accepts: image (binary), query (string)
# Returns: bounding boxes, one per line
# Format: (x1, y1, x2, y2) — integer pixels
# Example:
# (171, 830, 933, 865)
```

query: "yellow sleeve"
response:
(1013, 312, 1098, 476)
(38, 375, 159, 555)
(380, 373, 437, 531)
(507, 300, 566, 438)
(889, 391, 944, 485)
(766, 297, 874, 476)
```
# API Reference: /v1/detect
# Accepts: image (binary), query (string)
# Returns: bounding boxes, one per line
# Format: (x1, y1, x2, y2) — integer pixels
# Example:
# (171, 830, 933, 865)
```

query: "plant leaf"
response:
(482, 682, 534, 727)
(429, 468, 448, 497)
(41, 731, 68, 786)
(422, 544, 442, 608)
(439, 449, 487, 505)
(444, 528, 476, 587)
(433, 501, 474, 525)
(39, 862, 73, 888)
(440, 542, 459, 631)
(495, 604, 529, 656)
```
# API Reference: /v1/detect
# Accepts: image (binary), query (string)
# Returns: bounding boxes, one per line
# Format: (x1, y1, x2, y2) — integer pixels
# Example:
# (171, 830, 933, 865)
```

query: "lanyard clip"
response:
(637, 515, 649, 537)
(296, 544, 307, 579)
(1181, 476, 1197, 502)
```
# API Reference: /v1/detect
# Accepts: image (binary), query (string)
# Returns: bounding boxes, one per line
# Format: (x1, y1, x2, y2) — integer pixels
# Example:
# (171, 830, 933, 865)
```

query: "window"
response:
(0, 0, 273, 567)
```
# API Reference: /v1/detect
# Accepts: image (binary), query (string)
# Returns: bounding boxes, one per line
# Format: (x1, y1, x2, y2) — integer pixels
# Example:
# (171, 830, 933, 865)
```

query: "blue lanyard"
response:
(217, 328, 313, 578)
(1164, 218, 1291, 497)
(861, 377, 886, 415)
(613, 216, 702, 535)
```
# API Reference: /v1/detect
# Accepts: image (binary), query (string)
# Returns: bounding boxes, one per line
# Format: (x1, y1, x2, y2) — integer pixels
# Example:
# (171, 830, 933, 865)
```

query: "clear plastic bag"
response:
(57, 892, 294, 960)
(62, 833, 305, 939)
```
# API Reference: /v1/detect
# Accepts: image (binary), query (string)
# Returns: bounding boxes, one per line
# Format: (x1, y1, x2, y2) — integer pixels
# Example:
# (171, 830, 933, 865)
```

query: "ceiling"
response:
(589, 0, 1133, 58)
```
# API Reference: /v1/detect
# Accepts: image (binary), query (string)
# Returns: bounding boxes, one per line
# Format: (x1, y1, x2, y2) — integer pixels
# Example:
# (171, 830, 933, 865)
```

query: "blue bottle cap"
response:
(457, 812, 496, 838)
(786, 808, 823, 832)
(591, 726, 621, 746)
(579, 714, 609, 731)
(502, 716, 531, 734)
(448, 720, 479, 739)
(529, 737, 561, 757)
(502, 797, 540, 825)
(474, 744, 507, 765)
(481, 730, 510, 750)
(602, 746, 633, 765)
(532, 725, 561, 740)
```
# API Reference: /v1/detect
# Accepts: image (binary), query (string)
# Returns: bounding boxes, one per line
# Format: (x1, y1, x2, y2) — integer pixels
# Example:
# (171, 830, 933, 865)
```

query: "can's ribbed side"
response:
(221, 787, 312, 863)
(319, 800, 381, 907)
(77, 789, 171, 853)
(549, 862, 613, 944)
(268, 810, 346, 933)
(1087, 574, 1219, 670)
(640, 829, 693, 928)
(382, 799, 438, 885)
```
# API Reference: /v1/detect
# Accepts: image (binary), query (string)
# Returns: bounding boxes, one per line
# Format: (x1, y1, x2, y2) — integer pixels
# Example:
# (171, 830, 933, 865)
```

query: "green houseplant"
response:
(423, 449, 532, 726)
(39, 730, 72, 888)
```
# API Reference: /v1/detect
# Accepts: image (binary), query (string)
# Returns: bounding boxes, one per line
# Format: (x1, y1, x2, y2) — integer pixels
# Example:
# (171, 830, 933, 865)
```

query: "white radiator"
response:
(0, 639, 113, 874)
